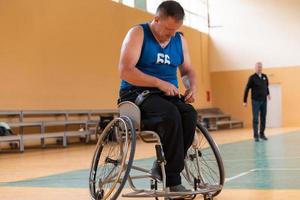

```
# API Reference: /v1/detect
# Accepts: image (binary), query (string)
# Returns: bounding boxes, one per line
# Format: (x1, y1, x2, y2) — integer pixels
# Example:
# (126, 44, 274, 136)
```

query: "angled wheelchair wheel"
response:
(182, 122, 225, 197)
(89, 116, 136, 200)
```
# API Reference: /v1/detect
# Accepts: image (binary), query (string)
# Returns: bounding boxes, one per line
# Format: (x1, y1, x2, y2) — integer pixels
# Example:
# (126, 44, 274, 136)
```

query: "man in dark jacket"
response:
(243, 62, 271, 142)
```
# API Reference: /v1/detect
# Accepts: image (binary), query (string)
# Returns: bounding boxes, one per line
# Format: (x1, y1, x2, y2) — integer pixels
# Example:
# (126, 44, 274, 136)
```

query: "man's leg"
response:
(252, 100, 260, 140)
(259, 100, 267, 139)
(171, 98, 197, 156)
(140, 95, 185, 187)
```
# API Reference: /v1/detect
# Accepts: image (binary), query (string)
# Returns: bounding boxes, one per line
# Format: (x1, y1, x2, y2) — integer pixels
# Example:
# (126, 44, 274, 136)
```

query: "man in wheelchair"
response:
(118, 1, 197, 192)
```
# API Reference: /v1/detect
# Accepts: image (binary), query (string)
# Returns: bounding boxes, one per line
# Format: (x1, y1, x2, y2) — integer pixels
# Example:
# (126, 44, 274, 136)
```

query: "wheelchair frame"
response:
(89, 101, 225, 200)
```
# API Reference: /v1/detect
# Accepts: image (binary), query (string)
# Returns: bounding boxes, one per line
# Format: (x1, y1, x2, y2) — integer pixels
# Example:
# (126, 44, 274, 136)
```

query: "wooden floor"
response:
(1, 127, 300, 200)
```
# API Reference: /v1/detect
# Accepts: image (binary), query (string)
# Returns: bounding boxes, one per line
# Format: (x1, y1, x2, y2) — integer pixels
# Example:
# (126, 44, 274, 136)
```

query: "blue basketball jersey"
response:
(120, 23, 184, 90)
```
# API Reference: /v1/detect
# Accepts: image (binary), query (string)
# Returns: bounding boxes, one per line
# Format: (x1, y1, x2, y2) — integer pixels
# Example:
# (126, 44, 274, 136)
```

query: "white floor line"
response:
(255, 168, 300, 171)
(225, 168, 300, 183)
(223, 156, 300, 162)
(225, 169, 256, 182)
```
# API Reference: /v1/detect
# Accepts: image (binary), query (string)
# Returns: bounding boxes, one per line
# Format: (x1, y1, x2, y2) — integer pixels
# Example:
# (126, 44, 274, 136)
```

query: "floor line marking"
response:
(223, 156, 300, 162)
(225, 169, 257, 182)
(225, 168, 300, 182)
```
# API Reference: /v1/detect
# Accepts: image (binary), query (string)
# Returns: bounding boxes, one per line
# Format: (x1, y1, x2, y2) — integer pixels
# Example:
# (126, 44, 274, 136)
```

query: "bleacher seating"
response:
(0, 109, 118, 152)
(1, 107, 243, 152)
(197, 108, 243, 131)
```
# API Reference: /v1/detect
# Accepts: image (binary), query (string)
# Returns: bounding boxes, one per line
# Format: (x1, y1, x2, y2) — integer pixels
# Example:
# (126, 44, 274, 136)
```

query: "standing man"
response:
(118, 1, 197, 192)
(243, 62, 271, 142)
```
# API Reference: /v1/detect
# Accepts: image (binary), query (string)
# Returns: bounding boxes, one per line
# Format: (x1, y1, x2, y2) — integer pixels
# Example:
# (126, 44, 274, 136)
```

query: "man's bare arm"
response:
(179, 34, 197, 103)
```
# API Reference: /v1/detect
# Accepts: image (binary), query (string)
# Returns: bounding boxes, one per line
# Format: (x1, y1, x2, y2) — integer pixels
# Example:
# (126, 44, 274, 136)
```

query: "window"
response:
(122, 0, 134, 7)
(112, 0, 208, 32)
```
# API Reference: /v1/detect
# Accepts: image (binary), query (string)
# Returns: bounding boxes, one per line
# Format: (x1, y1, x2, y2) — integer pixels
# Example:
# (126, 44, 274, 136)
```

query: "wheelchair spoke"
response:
(200, 166, 218, 184)
(89, 116, 136, 200)
(182, 123, 225, 198)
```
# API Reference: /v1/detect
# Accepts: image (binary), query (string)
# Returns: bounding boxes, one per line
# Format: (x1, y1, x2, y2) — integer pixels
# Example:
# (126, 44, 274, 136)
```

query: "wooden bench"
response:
(0, 109, 118, 152)
(0, 111, 22, 118)
(0, 135, 24, 152)
(197, 108, 243, 131)
(200, 114, 231, 120)
(216, 120, 244, 129)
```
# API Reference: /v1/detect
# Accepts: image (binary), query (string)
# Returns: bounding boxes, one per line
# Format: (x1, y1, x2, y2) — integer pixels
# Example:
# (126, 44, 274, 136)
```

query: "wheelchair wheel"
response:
(183, 122, 225, 197)
(89, 116, 136, 200)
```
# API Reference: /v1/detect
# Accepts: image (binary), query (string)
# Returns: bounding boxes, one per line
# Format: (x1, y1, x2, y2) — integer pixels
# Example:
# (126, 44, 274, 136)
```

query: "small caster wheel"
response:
(96, 189, 104, 200)
(150, 179, 158, 190)
(204, 193, 213, 200)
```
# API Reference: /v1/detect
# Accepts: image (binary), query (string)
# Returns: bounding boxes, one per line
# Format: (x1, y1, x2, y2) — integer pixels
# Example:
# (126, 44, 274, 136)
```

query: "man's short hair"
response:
(255, 62, 263, 67)
(156, 1, 185, 21)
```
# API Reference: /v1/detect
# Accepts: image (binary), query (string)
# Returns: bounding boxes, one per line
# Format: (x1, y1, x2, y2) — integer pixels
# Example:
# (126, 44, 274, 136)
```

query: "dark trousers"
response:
(119, 89, 197, 187)
(251, 99, 267, 138)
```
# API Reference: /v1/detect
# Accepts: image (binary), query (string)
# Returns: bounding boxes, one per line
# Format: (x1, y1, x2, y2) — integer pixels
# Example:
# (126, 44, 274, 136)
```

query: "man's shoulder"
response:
(125, 25, 144, 42)
(129, 25, 144, 35)
(131, 22, 150, 33)
(262, 73, 268, 78)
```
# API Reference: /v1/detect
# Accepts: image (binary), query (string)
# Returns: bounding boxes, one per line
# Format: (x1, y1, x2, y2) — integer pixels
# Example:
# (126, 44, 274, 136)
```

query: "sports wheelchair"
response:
(89, 101, 225, 200)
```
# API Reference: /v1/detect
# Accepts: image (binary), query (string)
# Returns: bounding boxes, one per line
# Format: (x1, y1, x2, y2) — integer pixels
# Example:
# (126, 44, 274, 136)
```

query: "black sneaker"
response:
(169, 184, 191, 192)
(254, 138, 259, 142)
(260, 135, 268, 140)
(150, 161, 162, 181)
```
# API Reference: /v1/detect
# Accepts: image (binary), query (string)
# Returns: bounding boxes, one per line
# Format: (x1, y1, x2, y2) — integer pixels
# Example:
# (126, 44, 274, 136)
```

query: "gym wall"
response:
(211, 67, 300, 127)
(208, 0, 300, 126)
(0, 0, 211, 110)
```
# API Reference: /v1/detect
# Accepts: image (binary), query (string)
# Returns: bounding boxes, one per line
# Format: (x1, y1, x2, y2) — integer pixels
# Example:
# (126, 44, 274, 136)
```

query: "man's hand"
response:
(157, 80, 179, 96)
(243, 102, 247, 107)
(268, 95, 271, 101)
(184, 88, 196, 103)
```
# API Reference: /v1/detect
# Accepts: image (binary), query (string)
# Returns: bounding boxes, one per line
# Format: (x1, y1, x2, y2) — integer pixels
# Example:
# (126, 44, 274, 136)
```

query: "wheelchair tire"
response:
(182, 122, 225, 197)
(89, 116, 136, 200)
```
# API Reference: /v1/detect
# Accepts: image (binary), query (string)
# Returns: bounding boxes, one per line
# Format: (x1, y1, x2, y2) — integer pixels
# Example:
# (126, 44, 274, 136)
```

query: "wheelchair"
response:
(89, 101, 225, 200)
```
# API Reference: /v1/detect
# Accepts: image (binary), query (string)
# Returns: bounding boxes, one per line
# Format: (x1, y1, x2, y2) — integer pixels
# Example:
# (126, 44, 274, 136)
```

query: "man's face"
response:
(155, 16, 183, 42)
(255, 63, 263, 74)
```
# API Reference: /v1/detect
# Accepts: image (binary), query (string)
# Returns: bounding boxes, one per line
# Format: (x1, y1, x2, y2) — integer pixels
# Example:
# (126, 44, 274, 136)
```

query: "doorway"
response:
(266, 84, 282, 128)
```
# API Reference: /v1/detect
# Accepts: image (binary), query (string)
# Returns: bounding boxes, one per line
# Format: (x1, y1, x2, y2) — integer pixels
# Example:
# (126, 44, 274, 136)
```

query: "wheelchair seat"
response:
(118, 101, 161, 143)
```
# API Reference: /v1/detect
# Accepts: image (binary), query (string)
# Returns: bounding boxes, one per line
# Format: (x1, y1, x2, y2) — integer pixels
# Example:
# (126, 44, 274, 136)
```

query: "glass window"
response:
(111, 0, 209, 32)
(146, 0, 163, 14)
(122, 0, 134, 7)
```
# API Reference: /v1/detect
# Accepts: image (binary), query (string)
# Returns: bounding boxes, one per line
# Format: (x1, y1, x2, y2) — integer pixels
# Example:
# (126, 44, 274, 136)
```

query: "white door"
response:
(266, 84, 282, 128)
